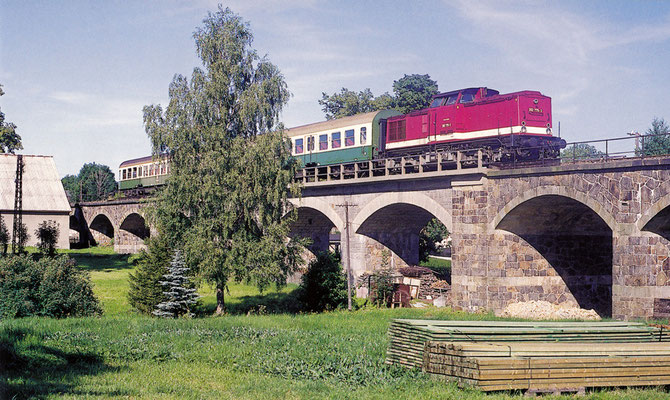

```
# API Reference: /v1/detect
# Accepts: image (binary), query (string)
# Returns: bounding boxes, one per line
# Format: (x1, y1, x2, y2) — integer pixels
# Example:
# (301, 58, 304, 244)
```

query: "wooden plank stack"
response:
(423, 341, 670, 391)
(386, 319, 670, 369)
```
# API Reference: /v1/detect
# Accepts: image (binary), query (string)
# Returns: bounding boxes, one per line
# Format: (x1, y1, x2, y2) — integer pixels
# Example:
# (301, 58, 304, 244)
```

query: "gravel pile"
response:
(496, 300, 601, 321)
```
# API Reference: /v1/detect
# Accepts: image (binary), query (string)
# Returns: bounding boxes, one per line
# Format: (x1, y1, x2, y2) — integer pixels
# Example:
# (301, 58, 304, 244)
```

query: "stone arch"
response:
(119, 213, 150, 240)
(289, 197, 344, 232)
(494, 192, 613, 316)
(351, 192, 452, 233)
(638, 193, 670, 238)
(351, 193, 452, 270)
(116, 212, 149, 254)
(89, 213, 114, 246)
(490, 186, 616, 233)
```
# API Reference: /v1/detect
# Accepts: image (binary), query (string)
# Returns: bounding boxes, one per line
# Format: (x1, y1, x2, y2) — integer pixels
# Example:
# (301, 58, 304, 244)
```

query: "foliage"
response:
(35, 220, 60, 257)
(419, 218, 449, 262)
(153, 250, 200, 318)
(561, 143, 604, 160)
(0, 84, 23, 153)
(369, 266, 394, 307)
(0, 254, 101, 318)
(13, 222, 29, 255)
(392, 74, 439, 114)
(318, 88, 393, 120)
(319, 74, 439, 119)
(61, 162, 117, 202)
(641, 117, 670, 156)
(128, 236, 171, 315)
(0, 216, 8, 255)
(143, 7, 303, 314)
(298, 251, 348, 312)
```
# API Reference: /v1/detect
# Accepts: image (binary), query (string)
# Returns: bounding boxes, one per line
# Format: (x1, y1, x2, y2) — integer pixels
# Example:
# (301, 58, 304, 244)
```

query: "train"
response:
(287, 87, 565, 167)
(118, 87, 565, 192)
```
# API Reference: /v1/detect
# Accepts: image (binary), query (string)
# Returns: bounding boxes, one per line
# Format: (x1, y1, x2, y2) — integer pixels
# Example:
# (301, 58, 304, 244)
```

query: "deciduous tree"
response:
(143, 7, 303, 314)
(0, 84, 22, 154)
(641, 117, 670, 156)
(318, 74, 439, 119)
(392, 74, 439, 114)
(61, 163, 116, 202)
(560, 143, 604, 160)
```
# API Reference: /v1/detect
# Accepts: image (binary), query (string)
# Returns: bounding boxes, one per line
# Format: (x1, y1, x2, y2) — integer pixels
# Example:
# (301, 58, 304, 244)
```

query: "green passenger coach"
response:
(285, 110, 401, 167)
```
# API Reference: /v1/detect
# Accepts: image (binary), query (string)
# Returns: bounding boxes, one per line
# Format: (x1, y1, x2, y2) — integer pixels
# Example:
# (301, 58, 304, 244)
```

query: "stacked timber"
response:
(386, 319, 670, 369)
(423, 341, 670, 391)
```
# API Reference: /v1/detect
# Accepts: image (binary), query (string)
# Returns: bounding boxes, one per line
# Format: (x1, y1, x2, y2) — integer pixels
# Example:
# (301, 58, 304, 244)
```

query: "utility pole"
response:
(336, 201, 356, 311)
(12, 155, 24, 254)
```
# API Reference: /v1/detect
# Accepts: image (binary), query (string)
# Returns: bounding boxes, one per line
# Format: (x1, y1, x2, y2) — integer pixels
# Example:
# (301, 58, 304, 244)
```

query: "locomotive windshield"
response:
(430, 94, 459, 108)
(459, 88, 478, 103)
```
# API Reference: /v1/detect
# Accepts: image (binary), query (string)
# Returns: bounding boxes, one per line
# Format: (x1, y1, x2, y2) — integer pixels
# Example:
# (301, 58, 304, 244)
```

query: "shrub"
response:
(0, 254, 101, 318)
(0, 217, 8, 255)
(298, 251, 348, 312)
(127, 236, 171, 314)
(35, 220, 60, 256)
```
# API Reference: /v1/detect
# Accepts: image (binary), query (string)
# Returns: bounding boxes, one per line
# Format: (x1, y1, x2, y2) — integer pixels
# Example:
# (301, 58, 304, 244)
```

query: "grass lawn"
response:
(2, 249, 669, 399)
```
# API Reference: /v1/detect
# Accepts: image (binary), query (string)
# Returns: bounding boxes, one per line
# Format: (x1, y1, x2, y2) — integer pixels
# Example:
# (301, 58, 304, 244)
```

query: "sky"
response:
(1, 0, 669, 177)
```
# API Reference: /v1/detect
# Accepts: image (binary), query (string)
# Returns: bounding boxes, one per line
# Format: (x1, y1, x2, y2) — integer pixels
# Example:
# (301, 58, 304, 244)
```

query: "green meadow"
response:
(1, 250, 668, 399)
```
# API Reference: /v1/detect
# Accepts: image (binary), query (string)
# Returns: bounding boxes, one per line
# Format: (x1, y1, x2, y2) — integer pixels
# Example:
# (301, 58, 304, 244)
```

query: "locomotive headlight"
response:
(534, 99, 539, 104)
(521, 125, 527, 133)
(546, 127, 552, 134)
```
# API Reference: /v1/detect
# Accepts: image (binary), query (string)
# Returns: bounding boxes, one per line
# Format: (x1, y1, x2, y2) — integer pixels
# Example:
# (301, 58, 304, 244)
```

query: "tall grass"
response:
(1, 249, 668, 399)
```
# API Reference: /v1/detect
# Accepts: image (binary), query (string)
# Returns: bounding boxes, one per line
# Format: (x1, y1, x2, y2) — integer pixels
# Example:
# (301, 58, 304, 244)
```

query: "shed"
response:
(0, 154, 71, 249)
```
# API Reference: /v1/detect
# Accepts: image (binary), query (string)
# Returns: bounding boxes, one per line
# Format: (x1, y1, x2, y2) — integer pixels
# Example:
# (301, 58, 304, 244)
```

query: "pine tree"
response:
(153, 250, 200, 318)
(128, 236, 171, 314)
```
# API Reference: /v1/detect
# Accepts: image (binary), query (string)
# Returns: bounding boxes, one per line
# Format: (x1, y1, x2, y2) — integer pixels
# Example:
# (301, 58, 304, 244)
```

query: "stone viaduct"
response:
(71, 199, 151, 254)
(73, 157, 670, 320)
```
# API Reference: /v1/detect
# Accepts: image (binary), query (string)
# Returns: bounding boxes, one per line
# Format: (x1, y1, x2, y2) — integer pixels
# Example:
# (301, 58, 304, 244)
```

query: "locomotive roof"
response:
(432, 87, 497, 98)
(284, 110, 400, 137)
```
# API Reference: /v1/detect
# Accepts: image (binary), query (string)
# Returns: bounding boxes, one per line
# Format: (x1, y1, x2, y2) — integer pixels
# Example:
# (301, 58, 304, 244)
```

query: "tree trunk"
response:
(215, 284, 225, 315)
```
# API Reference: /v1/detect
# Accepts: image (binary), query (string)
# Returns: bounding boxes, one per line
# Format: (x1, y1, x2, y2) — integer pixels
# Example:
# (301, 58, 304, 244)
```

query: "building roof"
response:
(0, 154, 71, 212)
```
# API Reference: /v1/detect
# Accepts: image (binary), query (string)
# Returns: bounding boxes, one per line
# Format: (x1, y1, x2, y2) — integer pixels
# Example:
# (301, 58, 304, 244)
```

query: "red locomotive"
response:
(383, 87, 565, 161)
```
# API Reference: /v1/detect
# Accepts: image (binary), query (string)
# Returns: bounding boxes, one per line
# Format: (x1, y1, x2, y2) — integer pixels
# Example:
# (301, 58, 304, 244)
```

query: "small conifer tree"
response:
(153, 250, 199, 318)
(128, 236, 171, 314)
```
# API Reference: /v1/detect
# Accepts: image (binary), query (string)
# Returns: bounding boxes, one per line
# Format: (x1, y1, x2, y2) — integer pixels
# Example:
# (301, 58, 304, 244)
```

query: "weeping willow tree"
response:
(143, 7, 303, 314)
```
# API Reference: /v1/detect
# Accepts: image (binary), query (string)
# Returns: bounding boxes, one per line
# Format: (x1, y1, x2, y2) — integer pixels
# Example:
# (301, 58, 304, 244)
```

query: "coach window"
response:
(319, 134, 328, 150)
(295, 138, 303, 154)
(122, 170, 126, 180)
(133, 167, 137, 178)
(360, 127, 367, 144)
(345, 129, 355, 146)
(332, 132, 341, 148)
(143, 166, 148, 176)
(307, 136, 315, 151)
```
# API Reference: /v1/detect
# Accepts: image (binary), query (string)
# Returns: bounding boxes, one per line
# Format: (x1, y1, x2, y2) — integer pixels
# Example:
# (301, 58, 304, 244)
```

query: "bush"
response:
(0, 254, 101, 318)
(127, 236, 171, 314)
(35, 220, 60, 256)
(0, 217, 9, 255)
(298, 251, 348, 312)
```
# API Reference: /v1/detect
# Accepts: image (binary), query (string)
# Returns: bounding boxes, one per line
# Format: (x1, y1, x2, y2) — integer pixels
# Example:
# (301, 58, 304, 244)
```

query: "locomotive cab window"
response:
(360, 127, 367, 144)
(319, 134, 328, 150)
(459, 89, 477, 104)
(445, 95, 458, 105)
(430, 98, 443, 108)
(332, 132, 341, 148)
(307, 136, 315, 151)
(295, 138, 303, 154)
(345, 129, 355, 146)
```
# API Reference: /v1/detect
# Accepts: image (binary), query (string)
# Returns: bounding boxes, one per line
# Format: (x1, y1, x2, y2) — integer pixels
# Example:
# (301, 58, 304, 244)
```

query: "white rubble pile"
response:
(496, 300, 601, 321)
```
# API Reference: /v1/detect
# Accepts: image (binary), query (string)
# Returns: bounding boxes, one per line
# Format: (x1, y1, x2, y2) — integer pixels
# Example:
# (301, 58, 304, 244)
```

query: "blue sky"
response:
(1, 0, 669, 177)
